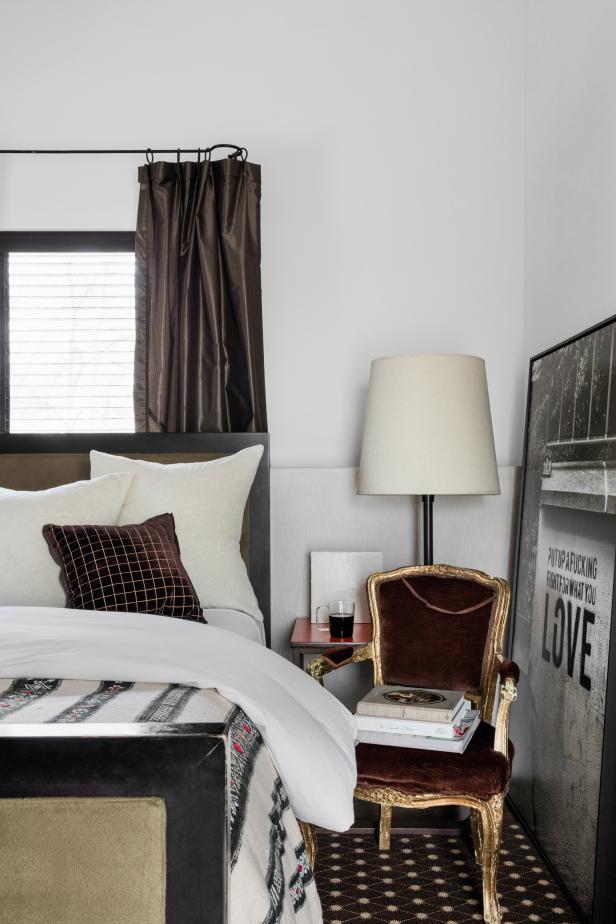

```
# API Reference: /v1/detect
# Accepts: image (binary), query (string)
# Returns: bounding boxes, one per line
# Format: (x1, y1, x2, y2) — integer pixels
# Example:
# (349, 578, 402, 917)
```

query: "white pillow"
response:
(90, 446, 264, 622)
(0, 473, 134, 608)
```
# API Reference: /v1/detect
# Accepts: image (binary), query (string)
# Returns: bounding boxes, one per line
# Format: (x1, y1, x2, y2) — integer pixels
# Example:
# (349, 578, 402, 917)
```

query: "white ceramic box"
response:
(310, 550, 383, 624)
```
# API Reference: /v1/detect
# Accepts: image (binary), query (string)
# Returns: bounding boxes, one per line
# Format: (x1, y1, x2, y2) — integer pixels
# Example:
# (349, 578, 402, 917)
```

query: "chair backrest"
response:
(367, 564, 510, 720)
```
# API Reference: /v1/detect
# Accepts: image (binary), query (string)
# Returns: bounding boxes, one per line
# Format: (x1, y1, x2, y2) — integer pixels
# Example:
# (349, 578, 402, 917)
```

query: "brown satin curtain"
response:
(134, 158, 267, 432)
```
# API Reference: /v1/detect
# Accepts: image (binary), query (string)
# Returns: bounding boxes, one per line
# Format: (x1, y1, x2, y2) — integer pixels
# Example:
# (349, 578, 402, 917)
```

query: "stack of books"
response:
(356, 685, 480, 753)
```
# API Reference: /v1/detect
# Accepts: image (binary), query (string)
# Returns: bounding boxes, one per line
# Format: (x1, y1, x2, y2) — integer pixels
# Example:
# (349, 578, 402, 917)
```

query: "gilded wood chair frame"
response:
(307, 564, 517, 924)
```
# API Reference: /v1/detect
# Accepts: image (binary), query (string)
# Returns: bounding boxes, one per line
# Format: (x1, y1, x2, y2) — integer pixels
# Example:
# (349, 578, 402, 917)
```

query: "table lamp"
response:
(357, 354, 500, 564)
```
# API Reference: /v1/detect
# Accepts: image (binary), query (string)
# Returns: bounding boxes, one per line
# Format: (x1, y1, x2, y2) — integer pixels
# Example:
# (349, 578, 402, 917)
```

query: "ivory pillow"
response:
(90, 446, 264, 622)
(0, 474, 134, 608)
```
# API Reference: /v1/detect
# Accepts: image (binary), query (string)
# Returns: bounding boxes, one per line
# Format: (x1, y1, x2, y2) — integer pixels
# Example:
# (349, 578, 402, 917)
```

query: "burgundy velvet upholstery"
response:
(356, 721, 514, 800)
(322, 646, 355, 667)
(376, 573, 496, 692)
(499, 659, 520, 684)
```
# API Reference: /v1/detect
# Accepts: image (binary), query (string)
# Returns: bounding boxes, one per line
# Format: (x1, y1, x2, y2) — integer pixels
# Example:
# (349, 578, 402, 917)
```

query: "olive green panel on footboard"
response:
(0, 796, 166, 924)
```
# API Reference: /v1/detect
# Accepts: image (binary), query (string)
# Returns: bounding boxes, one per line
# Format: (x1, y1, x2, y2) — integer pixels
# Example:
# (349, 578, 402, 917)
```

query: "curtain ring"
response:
(230, 146, 247, 161)
(176, 148, 181, 163)
(197, 147, 201, 163)
(204, 147, 212, 162)
(145, 148, 154, 164)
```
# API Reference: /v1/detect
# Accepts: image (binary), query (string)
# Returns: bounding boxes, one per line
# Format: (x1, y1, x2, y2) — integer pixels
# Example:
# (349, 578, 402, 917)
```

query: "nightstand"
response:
(290, 617, 372, 669)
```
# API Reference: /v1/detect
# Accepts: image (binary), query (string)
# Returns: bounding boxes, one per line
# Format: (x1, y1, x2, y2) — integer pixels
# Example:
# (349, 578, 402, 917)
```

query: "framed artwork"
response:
(509, 313, 616, 923)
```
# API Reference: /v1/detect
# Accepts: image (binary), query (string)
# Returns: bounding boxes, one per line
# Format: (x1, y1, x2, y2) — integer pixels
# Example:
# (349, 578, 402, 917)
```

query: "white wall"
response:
(1, 0, 526, 467)
(1, 1, 527, 671)
(525, 0, 616, 358)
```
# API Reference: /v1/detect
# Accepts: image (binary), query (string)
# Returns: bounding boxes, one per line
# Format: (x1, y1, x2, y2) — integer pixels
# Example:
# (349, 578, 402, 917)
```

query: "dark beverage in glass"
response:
(327, 600, 355, 638)
(329, 614, 355, 638)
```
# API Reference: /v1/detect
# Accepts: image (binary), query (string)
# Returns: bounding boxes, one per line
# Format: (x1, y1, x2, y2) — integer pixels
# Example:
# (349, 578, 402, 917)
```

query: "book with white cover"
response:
(357, 685, 466, 723)
(355, 698, 469, 739)
(356, 711, 480, 753)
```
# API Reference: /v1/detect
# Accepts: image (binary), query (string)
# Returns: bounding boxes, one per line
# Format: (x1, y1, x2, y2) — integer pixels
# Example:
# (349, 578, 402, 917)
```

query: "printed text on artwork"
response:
(541, 593, 594, 691)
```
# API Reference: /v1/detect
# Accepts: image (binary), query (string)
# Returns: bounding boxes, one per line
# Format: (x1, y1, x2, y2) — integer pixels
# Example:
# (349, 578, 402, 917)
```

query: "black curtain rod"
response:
(0, 144, 248, 160)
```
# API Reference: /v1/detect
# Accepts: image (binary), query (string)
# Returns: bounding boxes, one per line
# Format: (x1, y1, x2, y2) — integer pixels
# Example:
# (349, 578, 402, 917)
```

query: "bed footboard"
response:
(0, 724, 228, 924)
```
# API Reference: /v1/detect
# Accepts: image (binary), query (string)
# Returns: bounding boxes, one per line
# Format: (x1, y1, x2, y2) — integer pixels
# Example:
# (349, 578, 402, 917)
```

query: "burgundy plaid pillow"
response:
(43, 513, 204, 622)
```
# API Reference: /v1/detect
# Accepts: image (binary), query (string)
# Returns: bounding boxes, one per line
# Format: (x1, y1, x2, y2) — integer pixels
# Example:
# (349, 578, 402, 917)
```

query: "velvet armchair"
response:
(307, 564, 518, 924)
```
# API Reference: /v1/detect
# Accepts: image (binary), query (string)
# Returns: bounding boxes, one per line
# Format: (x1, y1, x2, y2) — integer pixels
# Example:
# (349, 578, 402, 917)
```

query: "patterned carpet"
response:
(317, 809, 579, 924)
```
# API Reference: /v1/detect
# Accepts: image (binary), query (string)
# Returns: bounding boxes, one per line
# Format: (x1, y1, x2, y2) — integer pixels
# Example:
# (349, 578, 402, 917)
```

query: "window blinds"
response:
(8, 252, 136, 433)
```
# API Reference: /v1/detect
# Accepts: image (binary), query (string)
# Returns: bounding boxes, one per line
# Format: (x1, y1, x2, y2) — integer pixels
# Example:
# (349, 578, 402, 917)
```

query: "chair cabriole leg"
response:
(479, 794, 504, 924)
(378, 803, 392, 850)
(470, 807, 484, 865)
(297, 820, 318, 873)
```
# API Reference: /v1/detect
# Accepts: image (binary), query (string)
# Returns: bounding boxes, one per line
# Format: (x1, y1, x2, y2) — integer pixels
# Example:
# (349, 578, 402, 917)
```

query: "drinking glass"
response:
(328, 600, 355, 638)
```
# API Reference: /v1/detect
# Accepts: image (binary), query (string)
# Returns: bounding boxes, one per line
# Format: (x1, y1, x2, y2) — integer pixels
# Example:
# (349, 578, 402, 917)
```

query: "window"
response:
(0, 233, 136, 433)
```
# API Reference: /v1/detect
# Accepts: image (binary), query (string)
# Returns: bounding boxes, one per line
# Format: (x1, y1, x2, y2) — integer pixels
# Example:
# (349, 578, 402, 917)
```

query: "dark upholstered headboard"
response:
(0, 432, 271, 646)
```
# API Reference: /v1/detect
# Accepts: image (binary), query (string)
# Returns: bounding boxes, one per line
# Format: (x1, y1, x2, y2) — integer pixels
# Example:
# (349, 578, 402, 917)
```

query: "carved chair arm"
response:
(493, 657, 519, 758)
(307, 644, 373, 683)
(498, 658, 520, 685)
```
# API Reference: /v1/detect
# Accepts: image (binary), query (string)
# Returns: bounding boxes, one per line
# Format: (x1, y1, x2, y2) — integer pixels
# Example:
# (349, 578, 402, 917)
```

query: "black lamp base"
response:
(421, 494, 434, 565)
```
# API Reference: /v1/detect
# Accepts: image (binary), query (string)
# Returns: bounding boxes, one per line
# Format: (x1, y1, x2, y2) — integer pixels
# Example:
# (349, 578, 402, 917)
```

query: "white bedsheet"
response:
(204, 607, 265, 645)
(0, 606, 356, 831)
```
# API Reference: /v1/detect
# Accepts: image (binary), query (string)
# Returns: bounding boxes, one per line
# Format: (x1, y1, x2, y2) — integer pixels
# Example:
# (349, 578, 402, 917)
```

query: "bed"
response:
(0, 433, 357, 924)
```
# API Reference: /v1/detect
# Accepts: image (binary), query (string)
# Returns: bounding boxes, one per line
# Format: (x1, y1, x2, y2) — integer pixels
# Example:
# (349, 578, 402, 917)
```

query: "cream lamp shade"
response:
(358, 354, 500, 496)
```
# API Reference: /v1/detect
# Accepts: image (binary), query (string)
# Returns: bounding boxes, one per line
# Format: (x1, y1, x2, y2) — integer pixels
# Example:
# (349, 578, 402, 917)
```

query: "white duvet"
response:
(0, 606, 357, 831)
